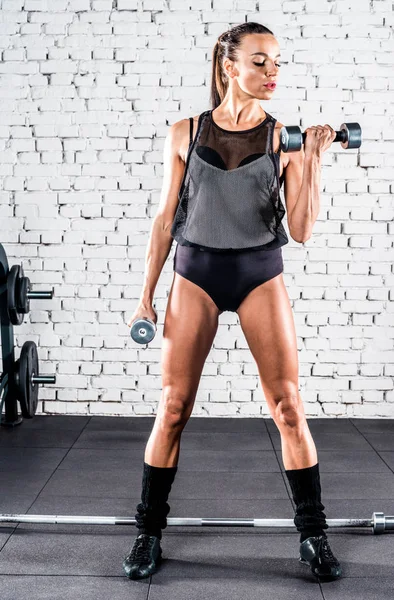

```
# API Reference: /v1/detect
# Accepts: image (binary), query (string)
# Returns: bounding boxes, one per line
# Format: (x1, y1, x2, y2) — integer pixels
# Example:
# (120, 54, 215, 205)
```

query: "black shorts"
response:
(173, 244, 283, 313)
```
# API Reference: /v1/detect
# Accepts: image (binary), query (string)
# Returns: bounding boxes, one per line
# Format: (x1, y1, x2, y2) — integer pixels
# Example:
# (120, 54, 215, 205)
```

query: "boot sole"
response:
(299, 556, 342, 579)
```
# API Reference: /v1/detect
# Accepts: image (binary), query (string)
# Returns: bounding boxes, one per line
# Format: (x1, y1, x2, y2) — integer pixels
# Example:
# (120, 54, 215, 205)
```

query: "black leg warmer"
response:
(134, 461, 178, 541)
(285, 462, 329, 543)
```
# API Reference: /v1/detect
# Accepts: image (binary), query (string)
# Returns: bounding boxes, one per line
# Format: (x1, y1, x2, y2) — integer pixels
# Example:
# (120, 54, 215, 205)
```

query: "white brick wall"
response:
(1, 0, 393, 418)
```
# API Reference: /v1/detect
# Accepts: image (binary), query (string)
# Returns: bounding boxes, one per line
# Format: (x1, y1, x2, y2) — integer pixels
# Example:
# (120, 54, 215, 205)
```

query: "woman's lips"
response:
(264, 83, 276, 90)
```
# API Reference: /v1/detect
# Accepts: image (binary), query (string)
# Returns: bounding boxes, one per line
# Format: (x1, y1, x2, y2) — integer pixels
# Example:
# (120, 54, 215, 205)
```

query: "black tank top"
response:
(170, 109, 289, 253)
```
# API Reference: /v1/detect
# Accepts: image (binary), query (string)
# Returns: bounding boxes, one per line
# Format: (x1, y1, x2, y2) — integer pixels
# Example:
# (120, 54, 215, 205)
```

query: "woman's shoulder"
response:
(166, 115, 200, 163)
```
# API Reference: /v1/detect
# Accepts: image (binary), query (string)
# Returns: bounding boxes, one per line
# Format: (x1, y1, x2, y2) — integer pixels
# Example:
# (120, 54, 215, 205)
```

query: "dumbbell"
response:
(130, 317, 157, 344)
(280, 122, 362, 152)
(129, 304, 158, 344)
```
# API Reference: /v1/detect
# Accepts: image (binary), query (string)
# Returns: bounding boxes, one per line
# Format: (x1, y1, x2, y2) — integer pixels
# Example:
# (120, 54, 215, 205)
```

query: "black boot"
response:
(285, 462, 342, 580)
(299, 533, 342, 579)
(123, 462, 178, 580)
(123, 533, 162, 580)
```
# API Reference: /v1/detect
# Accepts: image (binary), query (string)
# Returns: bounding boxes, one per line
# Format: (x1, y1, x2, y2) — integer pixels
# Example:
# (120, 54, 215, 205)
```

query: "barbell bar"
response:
(0, 512, 393, 534)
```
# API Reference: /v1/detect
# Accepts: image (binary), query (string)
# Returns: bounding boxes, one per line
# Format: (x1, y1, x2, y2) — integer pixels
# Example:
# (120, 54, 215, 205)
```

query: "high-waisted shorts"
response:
(173, 244, 283, 313)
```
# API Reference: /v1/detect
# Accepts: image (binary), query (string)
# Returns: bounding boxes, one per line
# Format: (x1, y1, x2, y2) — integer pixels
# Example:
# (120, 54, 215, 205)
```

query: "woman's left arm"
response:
(286, 125, 336, 243)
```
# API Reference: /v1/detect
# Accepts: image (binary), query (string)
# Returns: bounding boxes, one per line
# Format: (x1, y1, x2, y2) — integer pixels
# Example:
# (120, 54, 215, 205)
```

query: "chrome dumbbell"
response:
(280, 122, 362, 152)
(130, 317, 157, 344)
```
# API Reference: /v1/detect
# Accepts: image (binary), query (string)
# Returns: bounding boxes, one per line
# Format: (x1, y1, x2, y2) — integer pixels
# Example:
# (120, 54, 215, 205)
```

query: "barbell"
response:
(0, 512, 393, 534)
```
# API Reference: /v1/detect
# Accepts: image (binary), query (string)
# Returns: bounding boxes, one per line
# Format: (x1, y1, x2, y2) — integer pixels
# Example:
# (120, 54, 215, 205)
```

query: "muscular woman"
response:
(123, 21, 341, 582)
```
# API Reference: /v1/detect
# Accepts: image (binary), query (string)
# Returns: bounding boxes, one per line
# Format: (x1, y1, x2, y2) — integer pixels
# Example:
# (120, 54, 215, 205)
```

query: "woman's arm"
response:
(139, 118, 193, 307)
(279, 123, 336, 243)
(285, 152, 322, 243)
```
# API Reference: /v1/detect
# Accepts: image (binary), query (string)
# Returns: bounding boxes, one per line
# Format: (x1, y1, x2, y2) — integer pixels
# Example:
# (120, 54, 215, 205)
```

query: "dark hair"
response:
(210, 22, 274, 110)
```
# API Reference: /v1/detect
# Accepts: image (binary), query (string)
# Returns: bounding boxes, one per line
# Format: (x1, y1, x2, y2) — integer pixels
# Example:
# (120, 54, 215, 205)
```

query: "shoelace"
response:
(319, 536, 336, 562)
(130, 535, 155, 564)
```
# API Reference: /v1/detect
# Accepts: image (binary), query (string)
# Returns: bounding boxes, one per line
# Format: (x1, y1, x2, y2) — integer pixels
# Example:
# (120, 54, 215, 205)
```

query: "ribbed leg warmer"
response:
(285, 462, 329, 543)
(134, 461, 178, 541)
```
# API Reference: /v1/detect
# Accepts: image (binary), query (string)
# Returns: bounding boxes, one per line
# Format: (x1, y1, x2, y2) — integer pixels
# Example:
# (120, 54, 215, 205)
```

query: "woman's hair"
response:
(210, 22, 274, 110)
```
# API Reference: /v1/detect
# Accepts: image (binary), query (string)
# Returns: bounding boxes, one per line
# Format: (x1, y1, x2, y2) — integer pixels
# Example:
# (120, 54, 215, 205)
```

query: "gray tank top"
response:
(170, 109, 289, 253)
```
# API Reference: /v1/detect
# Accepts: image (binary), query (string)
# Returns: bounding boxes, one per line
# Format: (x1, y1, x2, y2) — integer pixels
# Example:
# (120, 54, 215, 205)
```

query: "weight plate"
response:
(18, 277, 30, 314)
(7, 265, 24, 326)
(17, 341, 39, 419)
(280, 125, 302, 152)
(340, 122, 362, 150)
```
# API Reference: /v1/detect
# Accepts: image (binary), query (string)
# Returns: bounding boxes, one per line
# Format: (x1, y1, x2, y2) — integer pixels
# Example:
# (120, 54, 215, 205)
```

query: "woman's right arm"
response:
(138, 117, 194, 309)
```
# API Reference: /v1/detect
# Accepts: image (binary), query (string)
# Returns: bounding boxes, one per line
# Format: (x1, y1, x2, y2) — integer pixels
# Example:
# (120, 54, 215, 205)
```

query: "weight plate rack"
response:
(0, 243, 56, 427)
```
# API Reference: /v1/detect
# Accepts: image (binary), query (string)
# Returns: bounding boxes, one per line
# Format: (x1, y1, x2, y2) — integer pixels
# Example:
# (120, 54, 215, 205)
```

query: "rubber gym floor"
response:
(0, 415, 393, 599)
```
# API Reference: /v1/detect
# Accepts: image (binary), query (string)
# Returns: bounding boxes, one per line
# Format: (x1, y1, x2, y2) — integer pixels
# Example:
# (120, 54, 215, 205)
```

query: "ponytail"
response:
(210, 38, 228, 110)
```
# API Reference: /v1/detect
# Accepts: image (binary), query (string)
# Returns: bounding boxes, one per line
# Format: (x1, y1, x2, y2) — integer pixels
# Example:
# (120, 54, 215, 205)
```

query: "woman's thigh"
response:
(158, 270, 221, 420)
(236, 273, 301, 417)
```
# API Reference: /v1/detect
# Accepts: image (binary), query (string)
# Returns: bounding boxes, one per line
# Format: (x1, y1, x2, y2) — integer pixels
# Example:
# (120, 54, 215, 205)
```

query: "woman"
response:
(124, 22, 341, 581)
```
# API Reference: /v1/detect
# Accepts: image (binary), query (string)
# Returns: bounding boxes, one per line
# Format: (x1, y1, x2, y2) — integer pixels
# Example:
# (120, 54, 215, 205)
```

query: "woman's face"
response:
(224, 33, 281, 99)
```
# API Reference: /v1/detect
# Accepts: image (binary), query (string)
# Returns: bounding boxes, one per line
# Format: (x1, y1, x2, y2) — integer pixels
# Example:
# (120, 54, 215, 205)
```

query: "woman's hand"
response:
(127, 302, 158, 329)
(303, 124, 337, 159)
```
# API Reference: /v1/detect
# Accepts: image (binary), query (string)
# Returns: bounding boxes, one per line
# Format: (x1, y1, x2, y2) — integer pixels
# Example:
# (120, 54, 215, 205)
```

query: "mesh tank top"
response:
(170, 109, 289, 253)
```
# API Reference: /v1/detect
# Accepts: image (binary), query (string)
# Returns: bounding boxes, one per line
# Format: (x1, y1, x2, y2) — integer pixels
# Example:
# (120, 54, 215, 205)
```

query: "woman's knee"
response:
(271, 392, 306, 429)
(158, 391, 194, 429)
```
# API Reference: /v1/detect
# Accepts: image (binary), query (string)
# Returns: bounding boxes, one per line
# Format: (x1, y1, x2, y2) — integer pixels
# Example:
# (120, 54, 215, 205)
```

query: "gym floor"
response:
(0, 416, 393, 599)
